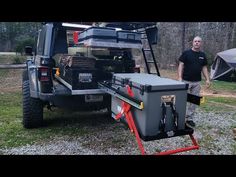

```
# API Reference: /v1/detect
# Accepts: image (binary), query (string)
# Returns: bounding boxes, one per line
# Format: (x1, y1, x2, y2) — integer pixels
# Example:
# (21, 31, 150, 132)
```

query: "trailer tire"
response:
(22, 69, 28, 81)
(22, 71, 43, 128)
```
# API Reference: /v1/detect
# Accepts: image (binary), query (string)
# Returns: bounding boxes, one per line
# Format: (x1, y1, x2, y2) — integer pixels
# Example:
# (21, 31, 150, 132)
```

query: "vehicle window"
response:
(37, 27, 46, 55)
(52, 27, 68, 55)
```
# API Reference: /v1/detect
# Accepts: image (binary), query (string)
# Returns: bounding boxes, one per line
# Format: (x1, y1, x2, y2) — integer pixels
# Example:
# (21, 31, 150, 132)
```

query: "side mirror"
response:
(146, 27, 158, 45)
(25, 46, 33, 56)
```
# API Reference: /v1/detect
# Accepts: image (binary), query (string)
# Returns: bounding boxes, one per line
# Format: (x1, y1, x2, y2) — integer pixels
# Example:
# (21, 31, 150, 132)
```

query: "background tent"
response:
(210, 48, 236, 82)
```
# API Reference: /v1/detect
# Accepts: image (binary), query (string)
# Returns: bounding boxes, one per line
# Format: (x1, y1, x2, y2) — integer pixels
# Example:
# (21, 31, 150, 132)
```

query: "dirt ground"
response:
(0, 69, 23, 93)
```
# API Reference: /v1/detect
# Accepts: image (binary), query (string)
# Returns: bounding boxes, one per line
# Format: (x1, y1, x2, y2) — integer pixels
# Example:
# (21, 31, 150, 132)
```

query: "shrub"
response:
(15, 37, 35, 55)
(12, 56, 26, 64)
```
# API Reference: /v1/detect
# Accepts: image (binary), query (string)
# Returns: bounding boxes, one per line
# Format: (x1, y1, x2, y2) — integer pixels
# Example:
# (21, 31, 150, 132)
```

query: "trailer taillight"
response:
(73, 31, 79, 44)
(38, 67, 50, 81)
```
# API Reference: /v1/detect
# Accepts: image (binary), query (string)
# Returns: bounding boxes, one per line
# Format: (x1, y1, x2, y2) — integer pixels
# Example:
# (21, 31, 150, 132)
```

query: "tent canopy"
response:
(217, 48, 236, 65)
(210, 48, 236, 81)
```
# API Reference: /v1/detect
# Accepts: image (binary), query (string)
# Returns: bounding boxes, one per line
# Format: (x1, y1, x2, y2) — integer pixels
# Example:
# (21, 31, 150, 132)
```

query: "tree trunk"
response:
(182, 22, 186, 52)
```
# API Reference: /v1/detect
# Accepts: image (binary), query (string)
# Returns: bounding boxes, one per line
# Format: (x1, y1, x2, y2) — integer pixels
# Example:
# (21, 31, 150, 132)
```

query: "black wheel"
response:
(22, 70, 43, 128)
(22, 69, 28, 81)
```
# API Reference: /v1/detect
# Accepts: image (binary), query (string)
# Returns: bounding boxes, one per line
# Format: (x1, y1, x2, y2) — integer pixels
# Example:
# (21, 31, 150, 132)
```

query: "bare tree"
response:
(182, 22, 186, 52)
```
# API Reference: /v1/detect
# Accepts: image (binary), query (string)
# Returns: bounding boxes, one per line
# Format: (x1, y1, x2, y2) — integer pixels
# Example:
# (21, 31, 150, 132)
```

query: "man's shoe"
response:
(186, 120, 196, 128)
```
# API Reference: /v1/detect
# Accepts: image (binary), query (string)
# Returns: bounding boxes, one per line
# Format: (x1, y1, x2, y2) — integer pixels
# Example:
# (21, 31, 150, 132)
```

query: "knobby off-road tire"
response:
(22, 70, 43, 128)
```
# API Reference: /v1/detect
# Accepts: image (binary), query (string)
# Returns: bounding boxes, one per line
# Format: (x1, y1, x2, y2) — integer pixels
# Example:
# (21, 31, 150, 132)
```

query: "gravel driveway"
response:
(1, 109, 235, 155)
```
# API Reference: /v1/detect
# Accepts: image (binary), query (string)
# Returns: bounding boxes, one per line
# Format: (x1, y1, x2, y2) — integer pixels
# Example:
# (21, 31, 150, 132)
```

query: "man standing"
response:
(178, 36, 210, 128)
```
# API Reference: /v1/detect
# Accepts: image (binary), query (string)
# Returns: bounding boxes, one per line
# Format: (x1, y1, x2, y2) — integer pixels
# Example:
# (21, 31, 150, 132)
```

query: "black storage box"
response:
(57, 55, 118, 90)
(59, 68, 97, 90)
(58, 55, 97, 90)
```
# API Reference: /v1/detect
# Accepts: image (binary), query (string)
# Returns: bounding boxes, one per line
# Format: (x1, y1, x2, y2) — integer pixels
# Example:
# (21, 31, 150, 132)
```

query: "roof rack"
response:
(101, 22, 157, 30)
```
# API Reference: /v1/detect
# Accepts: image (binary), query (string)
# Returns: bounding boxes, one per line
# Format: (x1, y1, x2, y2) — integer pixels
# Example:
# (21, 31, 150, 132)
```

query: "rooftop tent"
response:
(210, 48, 236, 82)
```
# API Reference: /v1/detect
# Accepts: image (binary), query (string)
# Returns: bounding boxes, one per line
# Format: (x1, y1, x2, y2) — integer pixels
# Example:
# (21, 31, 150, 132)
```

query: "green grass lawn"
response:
(0, 92, 78, 148)
(0, 91, 112, 149)
(200, 96, 236, 112)
(211, 80, 236, 91)
(201, 80, 236, 92)
(200, 80, 236, 112)
(207, 96, 236, 106)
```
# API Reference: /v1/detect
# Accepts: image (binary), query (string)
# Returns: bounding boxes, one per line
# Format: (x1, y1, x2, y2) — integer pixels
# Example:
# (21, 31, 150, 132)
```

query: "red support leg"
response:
(115, 85, 200, 155)
(126, 111, 146, 155)
(155, 134, 199, 155)
(126, 109, 199, 155)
